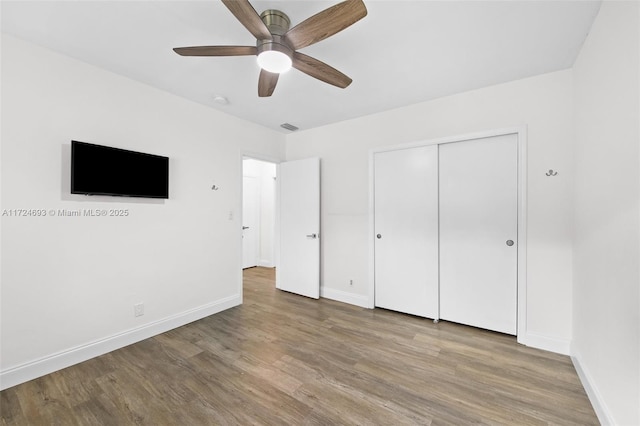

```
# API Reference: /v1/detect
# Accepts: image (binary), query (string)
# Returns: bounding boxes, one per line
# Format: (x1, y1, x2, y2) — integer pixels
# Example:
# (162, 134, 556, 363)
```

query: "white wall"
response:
(571, 1, 640, 425)
(242, 158, 276, 267)
(286, 69, 575, 353)
(0, 35, 285, 389)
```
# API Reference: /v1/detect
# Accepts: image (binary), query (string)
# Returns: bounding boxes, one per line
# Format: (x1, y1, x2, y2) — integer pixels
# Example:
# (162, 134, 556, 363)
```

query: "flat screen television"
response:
(71, 140, 169, 199)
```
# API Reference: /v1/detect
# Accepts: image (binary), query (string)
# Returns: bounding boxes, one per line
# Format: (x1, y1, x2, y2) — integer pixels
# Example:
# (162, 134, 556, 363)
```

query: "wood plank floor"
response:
(1, 267, 598, 425)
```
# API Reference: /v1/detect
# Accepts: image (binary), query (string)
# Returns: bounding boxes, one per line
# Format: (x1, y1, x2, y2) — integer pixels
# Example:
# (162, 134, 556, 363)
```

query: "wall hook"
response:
(546, 169, 558, 177)
(211, 184, 219, 191)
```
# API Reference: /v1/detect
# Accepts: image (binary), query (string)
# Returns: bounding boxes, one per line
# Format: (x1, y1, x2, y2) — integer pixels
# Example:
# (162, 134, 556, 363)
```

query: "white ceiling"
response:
(1, 1, 601, 133)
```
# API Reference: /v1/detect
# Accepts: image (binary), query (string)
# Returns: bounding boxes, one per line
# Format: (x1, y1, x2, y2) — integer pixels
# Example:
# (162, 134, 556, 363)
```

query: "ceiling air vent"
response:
(280, 123, 299, 132)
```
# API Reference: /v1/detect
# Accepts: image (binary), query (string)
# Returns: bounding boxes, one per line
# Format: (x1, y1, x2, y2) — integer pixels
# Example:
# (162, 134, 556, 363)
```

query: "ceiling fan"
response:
(173, 0, 367, 97)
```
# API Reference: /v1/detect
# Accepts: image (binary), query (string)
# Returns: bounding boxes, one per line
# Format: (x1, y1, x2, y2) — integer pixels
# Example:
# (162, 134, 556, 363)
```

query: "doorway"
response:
(242, 158, 277, 270)
(241, 155, 321, 300)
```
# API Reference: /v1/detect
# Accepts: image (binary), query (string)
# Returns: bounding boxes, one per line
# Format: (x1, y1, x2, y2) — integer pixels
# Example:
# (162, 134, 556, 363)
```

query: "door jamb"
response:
(368, 127, 528, 343)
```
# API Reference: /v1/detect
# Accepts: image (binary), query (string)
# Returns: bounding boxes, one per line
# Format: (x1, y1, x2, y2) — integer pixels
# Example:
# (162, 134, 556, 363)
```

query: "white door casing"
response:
(439, 134, 518, 335)
(242, 176, 259, 269)
(373, 146, 440, 318)
(277, 157, 320, 299)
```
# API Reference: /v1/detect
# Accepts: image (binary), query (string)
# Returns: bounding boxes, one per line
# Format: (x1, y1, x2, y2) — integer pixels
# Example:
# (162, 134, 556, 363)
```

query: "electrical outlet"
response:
(349, 279, 353, 286)
(134, 303, 144, 317)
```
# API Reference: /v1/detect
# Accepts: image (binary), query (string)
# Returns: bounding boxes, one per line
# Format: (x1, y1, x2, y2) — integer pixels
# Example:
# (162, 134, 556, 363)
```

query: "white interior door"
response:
(242, 176, 259, 269)
(277, 157, 320, 299)
(439, 134, 518, 335)
(374, 146, 439, 318)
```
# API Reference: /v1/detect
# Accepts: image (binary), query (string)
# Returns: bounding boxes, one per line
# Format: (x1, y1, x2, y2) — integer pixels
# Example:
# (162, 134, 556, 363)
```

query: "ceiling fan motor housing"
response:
(257, 10, 293, 61)
(259, 9, 290, 35)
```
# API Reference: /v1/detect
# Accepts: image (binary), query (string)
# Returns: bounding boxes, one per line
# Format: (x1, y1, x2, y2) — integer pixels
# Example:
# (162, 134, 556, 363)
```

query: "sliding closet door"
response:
(374, 146, 439, 319)
(439, 134, 518, 335)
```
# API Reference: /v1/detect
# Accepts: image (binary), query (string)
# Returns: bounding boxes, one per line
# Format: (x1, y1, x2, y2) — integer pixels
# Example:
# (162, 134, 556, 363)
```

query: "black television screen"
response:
(71, 141, 169, 199)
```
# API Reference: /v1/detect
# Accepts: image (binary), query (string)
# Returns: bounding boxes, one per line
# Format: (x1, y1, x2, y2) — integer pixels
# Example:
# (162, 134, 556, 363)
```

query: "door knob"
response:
(506, 240, 514, 246)
(306, 233, 317, 239)
(242, 226, 249, 230)
(376, 234, 382, 239)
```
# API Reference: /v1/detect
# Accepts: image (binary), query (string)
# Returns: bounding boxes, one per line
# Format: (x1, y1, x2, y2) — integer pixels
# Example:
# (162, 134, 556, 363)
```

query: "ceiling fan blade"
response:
(173, 46, 257, 56)
(258, 69, 279, 97)
(221, 0, 272, 41)
(284, 0, 367, 50)
(292, 52, 352, 89)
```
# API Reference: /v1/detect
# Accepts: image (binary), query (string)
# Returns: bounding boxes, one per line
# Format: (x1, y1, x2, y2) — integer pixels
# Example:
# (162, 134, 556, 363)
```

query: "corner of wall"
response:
(571, 349, 615, 426)
(521, 332, 571, 355)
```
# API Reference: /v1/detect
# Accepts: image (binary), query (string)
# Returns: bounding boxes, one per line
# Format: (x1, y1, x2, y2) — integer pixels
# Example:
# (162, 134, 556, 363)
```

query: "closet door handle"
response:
(506, 240, 514, 246)
(376, 234, 382, 239)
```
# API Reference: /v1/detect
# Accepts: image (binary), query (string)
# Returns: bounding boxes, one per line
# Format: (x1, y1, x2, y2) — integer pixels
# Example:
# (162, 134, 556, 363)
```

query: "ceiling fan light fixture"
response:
(256, 36, 293, 74)
(257, 50, 292, 74)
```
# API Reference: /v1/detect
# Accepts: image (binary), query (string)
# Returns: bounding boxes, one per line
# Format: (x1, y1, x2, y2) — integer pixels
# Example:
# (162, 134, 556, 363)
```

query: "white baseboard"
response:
(572, 352, 614, 425)
(320, 287, 369, 308)
(0, 294, 241, 391)
(519, 331, 571, 355)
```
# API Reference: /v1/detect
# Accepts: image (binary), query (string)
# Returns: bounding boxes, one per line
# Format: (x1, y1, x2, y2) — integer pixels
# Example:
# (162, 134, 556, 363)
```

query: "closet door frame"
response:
(367, 127, 528, 344)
